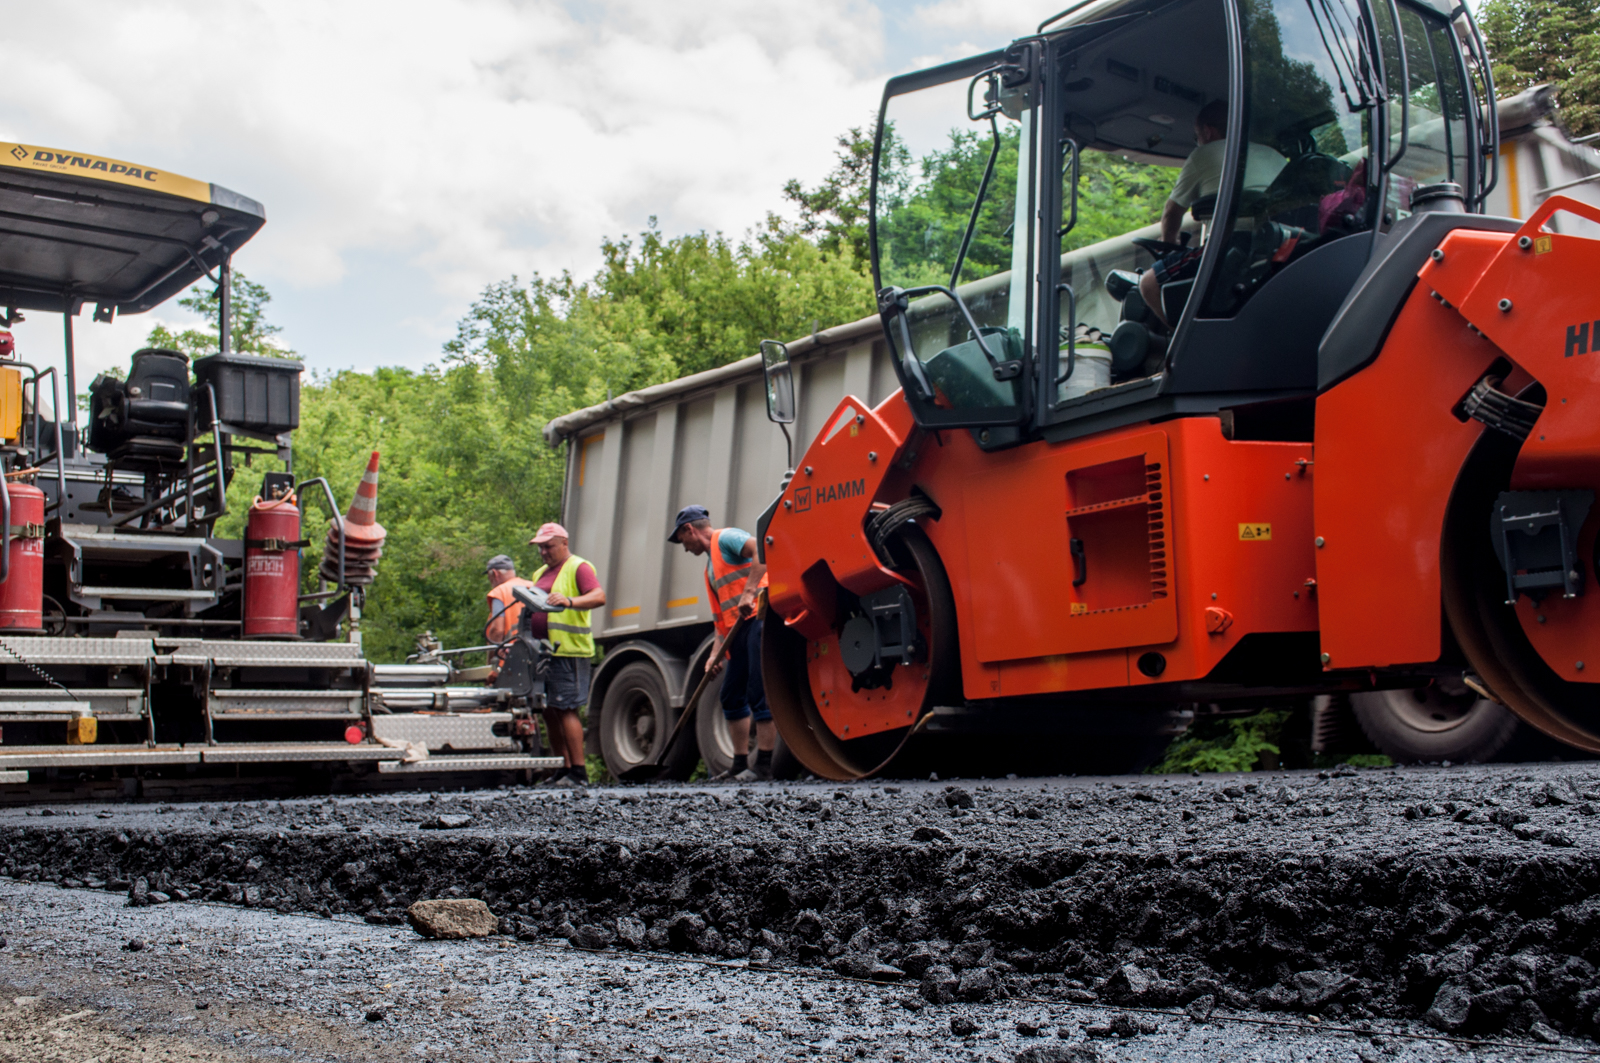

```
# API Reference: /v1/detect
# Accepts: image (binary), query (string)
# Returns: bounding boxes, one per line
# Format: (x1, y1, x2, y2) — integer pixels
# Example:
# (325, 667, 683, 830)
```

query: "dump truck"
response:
(0, 144, 559, 794)
(545, 6, 1600, 777)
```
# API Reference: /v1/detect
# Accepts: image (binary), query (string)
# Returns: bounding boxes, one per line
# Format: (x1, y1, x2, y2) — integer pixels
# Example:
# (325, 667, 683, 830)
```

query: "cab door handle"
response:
(1070, 537, 1087, 586)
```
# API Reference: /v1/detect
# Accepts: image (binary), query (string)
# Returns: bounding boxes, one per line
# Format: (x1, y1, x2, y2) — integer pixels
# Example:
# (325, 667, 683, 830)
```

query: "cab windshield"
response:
(872, 53, 1035, 425)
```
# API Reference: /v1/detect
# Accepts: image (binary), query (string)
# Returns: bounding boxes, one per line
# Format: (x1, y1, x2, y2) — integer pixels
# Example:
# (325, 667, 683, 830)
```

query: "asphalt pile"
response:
(2, 764, 1598, 1043)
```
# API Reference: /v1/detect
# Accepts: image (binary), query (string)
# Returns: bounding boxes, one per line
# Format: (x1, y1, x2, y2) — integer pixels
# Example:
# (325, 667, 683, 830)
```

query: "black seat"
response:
(88, 348, 193, 470)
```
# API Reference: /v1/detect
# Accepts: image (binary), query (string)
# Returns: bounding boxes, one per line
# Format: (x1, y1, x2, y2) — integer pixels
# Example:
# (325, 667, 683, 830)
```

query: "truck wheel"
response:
(598, 661, 698, 781)
(694, 672, 737, 778)
(1350, 686, 1519, 763)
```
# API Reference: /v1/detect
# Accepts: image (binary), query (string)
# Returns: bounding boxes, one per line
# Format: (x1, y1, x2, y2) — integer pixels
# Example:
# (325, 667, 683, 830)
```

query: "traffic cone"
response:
(321, 451, 387, 586)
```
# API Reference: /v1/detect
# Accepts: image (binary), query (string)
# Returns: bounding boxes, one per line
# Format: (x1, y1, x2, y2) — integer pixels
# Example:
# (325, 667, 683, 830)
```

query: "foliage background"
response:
(1480, 0, 1600, 137)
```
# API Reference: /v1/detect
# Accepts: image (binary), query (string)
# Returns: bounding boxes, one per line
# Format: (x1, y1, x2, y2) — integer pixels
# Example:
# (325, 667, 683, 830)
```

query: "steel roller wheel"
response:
(764, 525, 959, 781)
(1441, 428, 1600, 753)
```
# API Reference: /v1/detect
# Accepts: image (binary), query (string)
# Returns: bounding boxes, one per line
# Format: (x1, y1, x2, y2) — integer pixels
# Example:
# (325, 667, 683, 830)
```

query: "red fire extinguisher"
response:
(0, 479, 45, 631)
(244, 492, 305, 639)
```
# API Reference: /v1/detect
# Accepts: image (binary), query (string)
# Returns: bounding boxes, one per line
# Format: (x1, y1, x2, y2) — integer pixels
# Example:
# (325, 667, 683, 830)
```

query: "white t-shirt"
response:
(1168, 140, 1289, 208)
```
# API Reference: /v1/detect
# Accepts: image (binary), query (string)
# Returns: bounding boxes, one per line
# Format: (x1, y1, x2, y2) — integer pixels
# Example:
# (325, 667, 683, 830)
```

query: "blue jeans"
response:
(718, 618, 769, 722)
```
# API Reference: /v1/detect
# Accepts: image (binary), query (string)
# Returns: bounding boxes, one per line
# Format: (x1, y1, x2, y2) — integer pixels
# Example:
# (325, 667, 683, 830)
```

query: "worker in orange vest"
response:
(484, 554, 534, 680)
(670, 504, 772, 781)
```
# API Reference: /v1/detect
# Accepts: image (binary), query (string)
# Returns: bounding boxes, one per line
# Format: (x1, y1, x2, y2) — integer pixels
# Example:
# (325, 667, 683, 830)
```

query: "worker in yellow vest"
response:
(670, 504, 772, 781)
(528, 522, 606, 787)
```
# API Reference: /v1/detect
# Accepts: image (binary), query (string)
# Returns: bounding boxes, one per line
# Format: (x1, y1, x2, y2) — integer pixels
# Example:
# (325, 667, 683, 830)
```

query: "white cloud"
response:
(910, 0, 1054, 36)
(0, 0, 1020, 377)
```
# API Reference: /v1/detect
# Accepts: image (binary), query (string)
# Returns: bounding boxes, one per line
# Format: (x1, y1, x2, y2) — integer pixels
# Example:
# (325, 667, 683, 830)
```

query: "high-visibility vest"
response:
(705, 529, 767, 638)
(486, 576, 536, 644)
(530, 554, 596, 657)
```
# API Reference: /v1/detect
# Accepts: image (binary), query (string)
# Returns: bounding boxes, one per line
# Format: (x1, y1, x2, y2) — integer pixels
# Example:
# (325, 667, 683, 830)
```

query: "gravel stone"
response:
(1016, 1044, 1100, 1062)
(405, 898, 496, 939)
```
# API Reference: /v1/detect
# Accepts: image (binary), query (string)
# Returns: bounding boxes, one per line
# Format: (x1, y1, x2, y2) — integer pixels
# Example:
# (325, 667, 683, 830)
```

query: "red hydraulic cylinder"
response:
(0, 481, 45, 631)
(244, 493, 303, 639)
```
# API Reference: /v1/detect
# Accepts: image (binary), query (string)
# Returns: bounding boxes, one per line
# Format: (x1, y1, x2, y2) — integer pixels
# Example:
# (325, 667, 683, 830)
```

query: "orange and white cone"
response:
(321, 451, 387, 586)
(344, 452, 385, 542)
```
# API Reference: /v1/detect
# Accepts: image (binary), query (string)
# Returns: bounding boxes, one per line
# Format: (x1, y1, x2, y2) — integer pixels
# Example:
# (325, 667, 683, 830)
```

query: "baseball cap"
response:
(485, 554, 516, 573)
(669, 504, 710, 543)
(529, 522, 569, 545)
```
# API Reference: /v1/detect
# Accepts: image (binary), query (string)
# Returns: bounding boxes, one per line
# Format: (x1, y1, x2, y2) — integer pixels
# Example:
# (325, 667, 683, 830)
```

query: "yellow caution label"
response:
(67, 716, 97, 745)
(0, 143, 211, 203)
(1070, 602, 1088, 615)
(1534, 235, 1554, 255)
(1239, 523, 1272, 541)
(611, 606, 641, 617)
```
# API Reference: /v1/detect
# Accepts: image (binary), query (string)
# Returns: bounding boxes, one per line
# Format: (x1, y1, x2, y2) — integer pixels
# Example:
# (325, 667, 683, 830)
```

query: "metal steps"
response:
(377, 754, 562, 774)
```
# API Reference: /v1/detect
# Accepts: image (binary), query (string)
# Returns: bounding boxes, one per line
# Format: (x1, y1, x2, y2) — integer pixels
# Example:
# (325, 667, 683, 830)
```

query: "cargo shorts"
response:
(547, 655, 592, 711)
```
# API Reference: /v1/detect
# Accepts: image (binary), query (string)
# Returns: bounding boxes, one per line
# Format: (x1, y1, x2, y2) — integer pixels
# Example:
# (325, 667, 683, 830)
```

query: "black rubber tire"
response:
(771, 733, 803, 780)
(694, 672, 738, 778)
(598, 661, 698, 781)
(1350, 687, 1519, 763)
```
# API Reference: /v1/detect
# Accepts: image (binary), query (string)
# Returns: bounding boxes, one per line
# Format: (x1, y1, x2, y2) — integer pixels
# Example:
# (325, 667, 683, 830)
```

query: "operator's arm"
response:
(1159, 199, 1186, 246)
(547, 564, 607, 610)
(734, 539, 767, 619)
(486, 599, 512, 644)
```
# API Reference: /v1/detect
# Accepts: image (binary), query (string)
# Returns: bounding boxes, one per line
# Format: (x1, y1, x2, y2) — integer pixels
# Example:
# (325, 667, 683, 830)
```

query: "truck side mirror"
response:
(760, 340, 795, 425)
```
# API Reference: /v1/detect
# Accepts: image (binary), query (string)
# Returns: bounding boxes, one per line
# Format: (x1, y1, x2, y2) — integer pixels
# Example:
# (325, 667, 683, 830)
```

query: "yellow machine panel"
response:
(0, 367, 21, 443)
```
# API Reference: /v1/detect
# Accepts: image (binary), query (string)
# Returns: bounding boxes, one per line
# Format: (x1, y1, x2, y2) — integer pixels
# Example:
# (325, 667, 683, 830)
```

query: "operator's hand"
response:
(706, 654, 725, 677)
(736, 590, 758, 618)
(547, 592, 571, 609)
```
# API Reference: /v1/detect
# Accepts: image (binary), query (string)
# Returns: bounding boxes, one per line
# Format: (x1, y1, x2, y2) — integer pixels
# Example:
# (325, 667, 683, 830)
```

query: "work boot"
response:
(710, 754, 749, 782)
(735, 748, 775, 782)
(549, 767, 588, 788)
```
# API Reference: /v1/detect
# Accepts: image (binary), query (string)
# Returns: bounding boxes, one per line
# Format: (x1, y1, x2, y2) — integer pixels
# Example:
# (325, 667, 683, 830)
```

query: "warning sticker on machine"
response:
(1238, 523, 1272, 541)
(248, 556, 284, 576)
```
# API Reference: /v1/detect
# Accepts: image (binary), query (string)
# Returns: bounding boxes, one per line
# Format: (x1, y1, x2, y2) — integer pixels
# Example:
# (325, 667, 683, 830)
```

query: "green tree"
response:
(145, 273, 295, 359)
(783, 122, 907, 265)
(582, 219, 874, 378)
(1481, 0, 1600, 136)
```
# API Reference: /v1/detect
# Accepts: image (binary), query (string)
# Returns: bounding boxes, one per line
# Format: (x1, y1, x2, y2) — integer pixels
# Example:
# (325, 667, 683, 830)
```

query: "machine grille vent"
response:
(1146, 461, 1168, 600)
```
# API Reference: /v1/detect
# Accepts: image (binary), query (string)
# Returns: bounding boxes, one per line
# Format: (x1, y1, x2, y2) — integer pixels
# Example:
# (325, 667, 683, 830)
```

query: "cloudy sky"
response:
(1, 0, 1061, 388)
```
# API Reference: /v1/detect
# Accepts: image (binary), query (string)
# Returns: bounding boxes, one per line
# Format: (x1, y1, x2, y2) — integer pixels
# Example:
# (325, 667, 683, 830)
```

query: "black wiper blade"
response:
(1306, 0, 1379, 112)
(950, 113, 1002, 289)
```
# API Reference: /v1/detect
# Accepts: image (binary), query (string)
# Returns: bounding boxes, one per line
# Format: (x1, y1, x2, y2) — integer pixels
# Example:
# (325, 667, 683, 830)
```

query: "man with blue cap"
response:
(670, 504, 772, 781)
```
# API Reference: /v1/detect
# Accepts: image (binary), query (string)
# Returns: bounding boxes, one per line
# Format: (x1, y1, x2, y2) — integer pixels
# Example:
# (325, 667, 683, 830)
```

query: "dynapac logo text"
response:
(29, 150, 160, 182)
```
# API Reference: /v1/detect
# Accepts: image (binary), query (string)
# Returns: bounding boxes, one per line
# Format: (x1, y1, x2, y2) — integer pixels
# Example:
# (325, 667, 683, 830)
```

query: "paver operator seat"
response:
(86, 348, 193, 471)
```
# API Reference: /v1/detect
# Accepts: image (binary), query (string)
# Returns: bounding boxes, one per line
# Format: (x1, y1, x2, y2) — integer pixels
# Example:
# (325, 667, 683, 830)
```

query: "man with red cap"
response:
(526, 522, 605, 787)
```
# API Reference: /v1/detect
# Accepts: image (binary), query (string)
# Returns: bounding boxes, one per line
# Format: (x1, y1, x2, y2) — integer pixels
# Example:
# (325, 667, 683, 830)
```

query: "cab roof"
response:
(0, 142, 265, 318)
